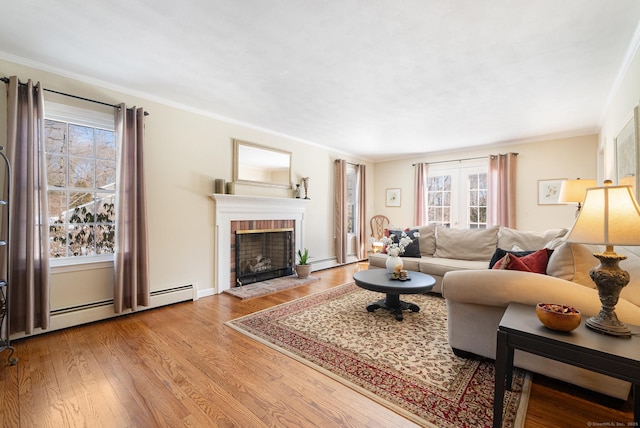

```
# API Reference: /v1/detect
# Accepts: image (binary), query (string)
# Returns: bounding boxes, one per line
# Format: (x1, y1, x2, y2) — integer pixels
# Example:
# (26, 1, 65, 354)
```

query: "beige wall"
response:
(0, 58, 372, 318)
(373, 134, 599, 232)
(600, 43, 640, 188)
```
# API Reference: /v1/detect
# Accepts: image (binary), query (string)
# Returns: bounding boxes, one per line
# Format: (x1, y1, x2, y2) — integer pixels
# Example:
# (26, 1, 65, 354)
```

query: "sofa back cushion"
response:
(498, 227, 568, 251)
(617, 247, 640, 307)
(434, 225, 499, 261)
(418, 223, 436, 256)
(546, 242, 599, 288)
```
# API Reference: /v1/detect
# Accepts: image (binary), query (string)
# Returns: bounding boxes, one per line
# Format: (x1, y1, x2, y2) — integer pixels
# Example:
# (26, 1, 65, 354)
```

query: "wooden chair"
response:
(370, 215, 390, 253)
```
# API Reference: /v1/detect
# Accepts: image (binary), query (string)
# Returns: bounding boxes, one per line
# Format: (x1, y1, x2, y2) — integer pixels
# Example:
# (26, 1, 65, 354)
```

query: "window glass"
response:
(425, 161, 488, 229)
(45, 108, 116, 259)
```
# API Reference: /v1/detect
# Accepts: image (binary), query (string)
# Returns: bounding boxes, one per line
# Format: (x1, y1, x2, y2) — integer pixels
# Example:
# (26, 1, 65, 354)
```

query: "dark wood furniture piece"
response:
(493, 302, 640, 428)
(353, 269, 435, 321)
(0, 147, 16, 365)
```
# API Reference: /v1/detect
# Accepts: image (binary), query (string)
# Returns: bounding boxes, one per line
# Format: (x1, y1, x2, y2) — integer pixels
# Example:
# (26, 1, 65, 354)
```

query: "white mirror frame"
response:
(233, 139, 292, 188)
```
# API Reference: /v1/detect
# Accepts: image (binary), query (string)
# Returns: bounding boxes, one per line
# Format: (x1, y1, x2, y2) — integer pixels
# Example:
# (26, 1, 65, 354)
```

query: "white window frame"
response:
(427, 159, 488, 229)
(45, 102, 116, 270)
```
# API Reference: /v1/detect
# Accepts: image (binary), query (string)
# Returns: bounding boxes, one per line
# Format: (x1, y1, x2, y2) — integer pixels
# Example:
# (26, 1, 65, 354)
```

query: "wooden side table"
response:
(493, 303, 640, 428)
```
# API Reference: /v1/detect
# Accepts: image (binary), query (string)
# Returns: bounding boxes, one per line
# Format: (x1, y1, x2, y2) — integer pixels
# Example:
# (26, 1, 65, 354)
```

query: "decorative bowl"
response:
(535, 303, 581, 332)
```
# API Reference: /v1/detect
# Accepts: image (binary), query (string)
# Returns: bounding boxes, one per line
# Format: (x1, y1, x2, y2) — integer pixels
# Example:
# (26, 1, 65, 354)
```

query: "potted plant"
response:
(295, 248, 312, 279)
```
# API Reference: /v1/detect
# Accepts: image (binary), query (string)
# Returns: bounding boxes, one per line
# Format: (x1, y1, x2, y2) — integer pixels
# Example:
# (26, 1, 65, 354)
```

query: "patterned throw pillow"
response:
(387, 228, 421, 258)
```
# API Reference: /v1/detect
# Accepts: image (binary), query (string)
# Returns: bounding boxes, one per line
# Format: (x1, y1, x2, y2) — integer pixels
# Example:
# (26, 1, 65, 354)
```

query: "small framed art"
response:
(386, 188, 401, 207)
(538, 179, 565, 205)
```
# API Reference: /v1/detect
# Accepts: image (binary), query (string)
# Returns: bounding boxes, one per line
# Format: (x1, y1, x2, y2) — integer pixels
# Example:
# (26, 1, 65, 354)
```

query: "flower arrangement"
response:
(381, 230, 419, 257)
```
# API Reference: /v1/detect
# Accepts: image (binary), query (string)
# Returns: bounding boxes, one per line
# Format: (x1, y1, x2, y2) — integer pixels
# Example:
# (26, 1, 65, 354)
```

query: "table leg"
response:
(493, 329, 508, 428)
(365, 293, 421, 321)
(634, 383, 639, 426)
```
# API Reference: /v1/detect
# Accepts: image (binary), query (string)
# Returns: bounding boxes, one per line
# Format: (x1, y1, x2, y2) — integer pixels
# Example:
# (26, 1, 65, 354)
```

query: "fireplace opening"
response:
(235, 228, 294, 286)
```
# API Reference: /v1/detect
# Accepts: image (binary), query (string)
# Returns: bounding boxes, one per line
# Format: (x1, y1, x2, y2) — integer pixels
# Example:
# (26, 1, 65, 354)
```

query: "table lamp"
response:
(559, 178, 596, 217)
(564, 180, 640, 337)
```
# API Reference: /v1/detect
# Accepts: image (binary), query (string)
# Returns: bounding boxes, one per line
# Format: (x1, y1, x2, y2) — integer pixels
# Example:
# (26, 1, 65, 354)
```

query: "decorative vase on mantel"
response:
(386, 255, 403, 273)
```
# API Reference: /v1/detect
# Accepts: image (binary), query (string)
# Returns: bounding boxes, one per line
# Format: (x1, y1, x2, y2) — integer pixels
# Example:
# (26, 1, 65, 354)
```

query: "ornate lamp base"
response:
(587, 251, 631, 338)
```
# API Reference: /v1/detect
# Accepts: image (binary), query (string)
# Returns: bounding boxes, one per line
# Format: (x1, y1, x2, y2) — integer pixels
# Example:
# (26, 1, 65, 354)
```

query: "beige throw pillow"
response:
(546, 242, 599, 288)
(434, 225, 499, 261)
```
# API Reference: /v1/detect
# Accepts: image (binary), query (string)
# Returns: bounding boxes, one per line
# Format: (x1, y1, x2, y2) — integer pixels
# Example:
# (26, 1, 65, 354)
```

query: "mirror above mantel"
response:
(233, 139, 292, 189)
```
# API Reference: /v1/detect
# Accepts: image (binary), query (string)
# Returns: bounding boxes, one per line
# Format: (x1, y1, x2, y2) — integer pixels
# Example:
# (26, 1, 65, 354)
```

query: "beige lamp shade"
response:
(558, 178, 597, 203)
(565, 184, 640, 246)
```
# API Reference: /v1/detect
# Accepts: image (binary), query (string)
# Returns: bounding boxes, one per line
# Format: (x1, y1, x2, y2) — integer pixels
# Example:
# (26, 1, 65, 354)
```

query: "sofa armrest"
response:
(442, 269, 640, 324)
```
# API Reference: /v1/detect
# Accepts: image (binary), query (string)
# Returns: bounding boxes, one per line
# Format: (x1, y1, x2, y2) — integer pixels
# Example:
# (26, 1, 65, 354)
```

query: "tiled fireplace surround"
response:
(210, 194, 308, 293)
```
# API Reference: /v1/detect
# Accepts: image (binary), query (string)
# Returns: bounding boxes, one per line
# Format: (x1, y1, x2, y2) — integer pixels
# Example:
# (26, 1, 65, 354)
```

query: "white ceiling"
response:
(2, 1, 640, 161)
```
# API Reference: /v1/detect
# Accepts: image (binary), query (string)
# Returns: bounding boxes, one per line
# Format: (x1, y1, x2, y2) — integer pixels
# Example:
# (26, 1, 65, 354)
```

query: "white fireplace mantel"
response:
(210, 194, 309, 293)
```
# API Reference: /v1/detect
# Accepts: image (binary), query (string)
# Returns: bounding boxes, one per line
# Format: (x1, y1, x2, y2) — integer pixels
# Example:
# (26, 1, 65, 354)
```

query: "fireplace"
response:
(210, 194, 308, 294)
(234, 228, 294, 286)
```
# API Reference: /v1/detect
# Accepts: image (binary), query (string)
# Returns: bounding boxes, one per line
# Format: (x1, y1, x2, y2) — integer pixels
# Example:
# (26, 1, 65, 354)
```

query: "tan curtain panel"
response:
(334, 159, 347, 264)
(5, 76, 50, 334)
(114, 105, 150, 313)
(487, 153, 518, 228)
(356, 164, 367, 260)
(414, 163, 428, 226)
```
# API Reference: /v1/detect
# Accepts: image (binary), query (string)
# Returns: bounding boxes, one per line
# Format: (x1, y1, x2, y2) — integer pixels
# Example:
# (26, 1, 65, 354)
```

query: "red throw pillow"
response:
(492, 248, 552, 274)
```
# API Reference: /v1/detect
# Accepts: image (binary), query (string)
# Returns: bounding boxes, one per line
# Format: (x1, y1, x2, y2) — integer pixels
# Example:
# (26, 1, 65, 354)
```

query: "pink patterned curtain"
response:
(334, 159, 347, 264)
(114, 105, 150, 313)
(5, 76, 50, 334)
(414, 163, 428, 225)
(487, 153, 518, 228)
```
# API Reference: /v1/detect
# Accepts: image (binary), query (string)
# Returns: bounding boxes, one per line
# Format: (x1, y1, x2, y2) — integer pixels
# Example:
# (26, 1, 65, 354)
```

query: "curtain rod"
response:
(1, 76, 149, 116)
(412, 153, 518, 166)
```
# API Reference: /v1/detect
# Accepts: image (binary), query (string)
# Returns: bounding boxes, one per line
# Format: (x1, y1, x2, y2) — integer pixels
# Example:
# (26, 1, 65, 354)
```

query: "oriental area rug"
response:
(226, 282, 530, 428)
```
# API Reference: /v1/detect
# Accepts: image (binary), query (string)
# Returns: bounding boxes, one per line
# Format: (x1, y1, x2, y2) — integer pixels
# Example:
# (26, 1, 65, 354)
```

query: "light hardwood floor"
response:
(0, 262, 633, 427)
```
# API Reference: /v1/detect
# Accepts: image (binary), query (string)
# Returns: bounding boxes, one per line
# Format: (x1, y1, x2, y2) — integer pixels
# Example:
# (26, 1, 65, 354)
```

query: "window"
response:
(45, 103, 116, 259)
(467, 171, 488, 229)
(425, 161, 488, 229)
(427, 175, 452, 226)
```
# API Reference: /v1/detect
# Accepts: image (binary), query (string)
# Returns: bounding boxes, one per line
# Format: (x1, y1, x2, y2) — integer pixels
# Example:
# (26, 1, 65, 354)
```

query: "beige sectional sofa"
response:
(443, 243, 640, 400)
(368, 224, 567, 293)
(368, 224, 640, 399)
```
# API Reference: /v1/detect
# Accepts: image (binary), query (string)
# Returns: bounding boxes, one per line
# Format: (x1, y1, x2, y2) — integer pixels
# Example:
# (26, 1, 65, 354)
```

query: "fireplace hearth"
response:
(235, 228, 294, 286)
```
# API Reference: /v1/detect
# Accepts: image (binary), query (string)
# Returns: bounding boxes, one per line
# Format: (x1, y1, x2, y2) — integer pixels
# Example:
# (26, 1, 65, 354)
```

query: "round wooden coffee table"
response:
(353, 269, 436, 321)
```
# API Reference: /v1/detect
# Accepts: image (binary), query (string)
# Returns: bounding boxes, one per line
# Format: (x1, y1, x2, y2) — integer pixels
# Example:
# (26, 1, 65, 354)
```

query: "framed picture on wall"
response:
(538, 179, 565, 205)
(386, 188, 401, 207)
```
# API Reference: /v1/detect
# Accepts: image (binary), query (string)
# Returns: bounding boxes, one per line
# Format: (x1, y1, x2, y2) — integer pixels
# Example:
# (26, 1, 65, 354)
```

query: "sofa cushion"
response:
(546, 242, 599, 288)
(387, 228, 421, 257)
(434, 225, 499, 261)
(419, 257, 490, 277)
(619, 247, 640, 308)
(492, 248, 553, 274)
(497, 227, 568, 251)
(418, 223, 436, 256)
(489, 248, 536, 269)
